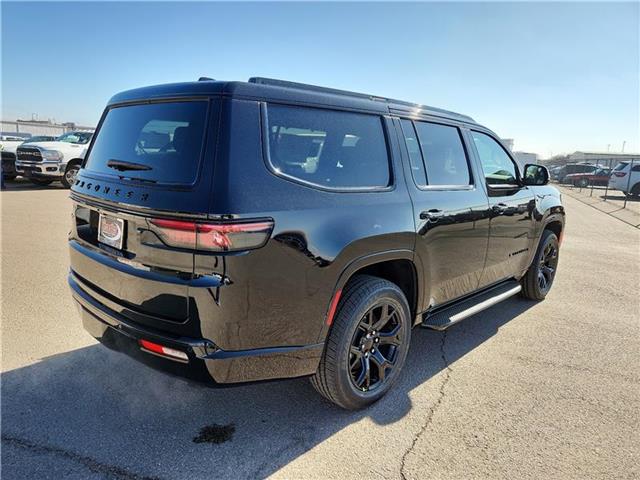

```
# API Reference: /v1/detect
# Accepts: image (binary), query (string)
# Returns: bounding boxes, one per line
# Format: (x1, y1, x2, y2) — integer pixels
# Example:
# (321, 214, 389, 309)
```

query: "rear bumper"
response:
(69, 271, 323, 385)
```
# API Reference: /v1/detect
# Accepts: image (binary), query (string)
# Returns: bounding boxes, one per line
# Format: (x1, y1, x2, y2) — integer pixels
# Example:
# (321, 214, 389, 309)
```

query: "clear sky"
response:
(2, 1, 638, 157)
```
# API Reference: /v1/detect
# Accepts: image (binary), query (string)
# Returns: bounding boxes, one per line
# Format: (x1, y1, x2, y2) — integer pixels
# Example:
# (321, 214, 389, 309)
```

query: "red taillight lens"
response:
(138, 339, 189, 362)
(149, 218, 274, 252)
(613, 172, 627, 177)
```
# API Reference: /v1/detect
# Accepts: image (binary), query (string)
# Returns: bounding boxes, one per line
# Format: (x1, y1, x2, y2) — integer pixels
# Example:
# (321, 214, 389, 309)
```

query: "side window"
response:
(471, 131, 519, 186)
(414, 121, 471, 186)
(631, 164, 640, 172)
(399, 119, 427, 186)
(265, 104, 390, 189)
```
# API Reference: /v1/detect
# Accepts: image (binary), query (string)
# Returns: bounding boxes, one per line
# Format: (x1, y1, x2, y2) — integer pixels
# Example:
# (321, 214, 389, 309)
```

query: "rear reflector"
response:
(139, 339, 189, 362)
(326, 289, 343, 326)
(149, 218, 274, 252)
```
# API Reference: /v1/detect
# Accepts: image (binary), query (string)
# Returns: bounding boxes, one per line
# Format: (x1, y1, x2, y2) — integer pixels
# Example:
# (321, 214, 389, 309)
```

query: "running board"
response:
(421, 281, 522, 331)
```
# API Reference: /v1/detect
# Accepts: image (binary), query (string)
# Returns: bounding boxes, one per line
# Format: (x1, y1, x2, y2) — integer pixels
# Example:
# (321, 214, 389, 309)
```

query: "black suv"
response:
(68, 78, 564, 409)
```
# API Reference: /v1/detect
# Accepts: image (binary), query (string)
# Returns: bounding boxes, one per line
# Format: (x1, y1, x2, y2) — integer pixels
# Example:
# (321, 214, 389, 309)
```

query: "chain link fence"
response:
(551, 157, 639, 209)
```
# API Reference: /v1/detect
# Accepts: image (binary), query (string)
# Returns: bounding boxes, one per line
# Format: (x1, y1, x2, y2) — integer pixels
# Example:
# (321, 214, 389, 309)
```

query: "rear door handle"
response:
(420, 209, 445, 220)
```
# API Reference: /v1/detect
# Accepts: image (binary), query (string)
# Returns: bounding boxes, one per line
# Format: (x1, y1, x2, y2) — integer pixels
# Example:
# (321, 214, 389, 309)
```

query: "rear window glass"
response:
(265, 104, 390, 189)
(613, 162, 628, 171)
(414, 122, 470, 186)
(84, 101, 208, 184)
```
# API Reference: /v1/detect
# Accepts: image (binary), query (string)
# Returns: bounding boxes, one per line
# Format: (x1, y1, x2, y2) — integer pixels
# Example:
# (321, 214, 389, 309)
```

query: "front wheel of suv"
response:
(521, 230, 559, 300)
(311, 275, 411, 410)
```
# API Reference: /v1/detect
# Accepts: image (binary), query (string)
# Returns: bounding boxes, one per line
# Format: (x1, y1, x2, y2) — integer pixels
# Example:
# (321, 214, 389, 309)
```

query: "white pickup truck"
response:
(15, 131, 93, 188)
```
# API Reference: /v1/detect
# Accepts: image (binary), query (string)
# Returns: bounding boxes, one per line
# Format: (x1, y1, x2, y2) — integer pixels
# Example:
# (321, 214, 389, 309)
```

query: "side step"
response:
(421, 281, 522, 331)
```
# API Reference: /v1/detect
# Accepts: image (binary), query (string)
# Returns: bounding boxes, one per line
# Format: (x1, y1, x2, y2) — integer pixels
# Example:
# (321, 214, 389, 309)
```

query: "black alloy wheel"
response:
(349, 303, 402, 392)
(521, 230, 560, 300)
(537, 241, 558, 294)
(311, 275, 411, 410)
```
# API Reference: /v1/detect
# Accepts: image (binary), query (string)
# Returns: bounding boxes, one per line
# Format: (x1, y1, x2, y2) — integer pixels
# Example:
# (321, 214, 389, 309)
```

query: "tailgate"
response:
(70, 199, 195, 332)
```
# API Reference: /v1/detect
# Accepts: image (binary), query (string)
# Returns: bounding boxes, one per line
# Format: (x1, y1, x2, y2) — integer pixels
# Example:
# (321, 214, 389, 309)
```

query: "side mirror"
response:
(522, 164, 549, 186)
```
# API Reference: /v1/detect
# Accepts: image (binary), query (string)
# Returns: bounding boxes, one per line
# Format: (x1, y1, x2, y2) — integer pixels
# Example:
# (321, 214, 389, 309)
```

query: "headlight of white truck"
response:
(41, 150, 63, 161)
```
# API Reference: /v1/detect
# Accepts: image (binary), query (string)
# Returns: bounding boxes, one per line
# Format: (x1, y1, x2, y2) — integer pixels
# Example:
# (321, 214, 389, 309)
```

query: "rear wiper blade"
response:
(107, 159, 152, 172)
(118, 175, 157, 184)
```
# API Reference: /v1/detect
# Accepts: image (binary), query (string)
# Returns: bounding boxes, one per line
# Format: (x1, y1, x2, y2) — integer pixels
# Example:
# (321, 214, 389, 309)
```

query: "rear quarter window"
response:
(84, 101, 209, 185)
(264, 104, 390, 190)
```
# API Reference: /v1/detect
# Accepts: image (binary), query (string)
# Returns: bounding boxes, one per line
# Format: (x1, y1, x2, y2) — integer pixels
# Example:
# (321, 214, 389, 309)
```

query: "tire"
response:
(62, 163, 80, 188)
(577, 178, 589, 188)
(311, 275, 411, 410)
(630, 183, 640, 198)
(521, 230, 560, 300)
(30, 178, 53, 186)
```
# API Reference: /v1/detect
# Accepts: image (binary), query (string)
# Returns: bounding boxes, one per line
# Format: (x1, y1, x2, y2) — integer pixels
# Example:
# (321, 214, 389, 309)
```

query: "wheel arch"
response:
(65, 158, 83, 170)
(317, 250, 420, 343)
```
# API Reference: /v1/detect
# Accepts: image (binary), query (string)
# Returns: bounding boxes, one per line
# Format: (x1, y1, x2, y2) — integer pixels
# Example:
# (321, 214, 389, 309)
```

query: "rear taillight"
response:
(139, 339, 189, 362)
(149, 218, 274, 252)
(613, 172, 627, 177)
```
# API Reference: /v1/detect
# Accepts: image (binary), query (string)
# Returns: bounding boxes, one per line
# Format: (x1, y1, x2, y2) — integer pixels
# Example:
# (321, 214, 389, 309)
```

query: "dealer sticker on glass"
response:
(98, 214, 125, 250)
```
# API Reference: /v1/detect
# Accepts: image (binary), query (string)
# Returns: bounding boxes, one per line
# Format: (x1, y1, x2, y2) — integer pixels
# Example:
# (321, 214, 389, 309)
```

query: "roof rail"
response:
(247, 77, 474, 123)
(248, 77, 375, 101)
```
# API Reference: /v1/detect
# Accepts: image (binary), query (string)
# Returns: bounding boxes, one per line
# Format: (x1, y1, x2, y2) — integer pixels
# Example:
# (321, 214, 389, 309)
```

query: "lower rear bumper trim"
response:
(69, 272, 324, 384)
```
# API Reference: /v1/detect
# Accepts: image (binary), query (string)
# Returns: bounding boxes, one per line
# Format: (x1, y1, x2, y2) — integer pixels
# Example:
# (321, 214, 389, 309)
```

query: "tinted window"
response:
(414, 122, 470, 186)
(58, 132, 93, 144)
(266, 105, 390, 189)
(471, 131, 518, 185)
(631, 164, 640, 172)
(84, 101, 208, 184)
(400, 119, 427, 186)
(614, 162, 629, 171)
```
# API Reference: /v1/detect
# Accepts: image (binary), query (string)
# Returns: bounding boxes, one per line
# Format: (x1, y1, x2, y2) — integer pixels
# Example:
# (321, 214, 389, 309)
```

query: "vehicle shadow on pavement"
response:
(1, 180, 66, 191)
(1, 299, 535, 480)
(601, 194, 640, 202)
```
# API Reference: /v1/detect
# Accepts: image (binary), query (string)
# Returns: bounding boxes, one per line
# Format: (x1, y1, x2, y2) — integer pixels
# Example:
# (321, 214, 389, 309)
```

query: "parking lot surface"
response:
(1, 183, 639, 479)
(558, 184, 640, 228)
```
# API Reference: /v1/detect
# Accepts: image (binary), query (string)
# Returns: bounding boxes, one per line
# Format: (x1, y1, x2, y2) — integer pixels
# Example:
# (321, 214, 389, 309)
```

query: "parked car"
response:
(23, 135, 56, 143)
(565, 167, 611, 187)
(608, 161, 640, 197)
(0, 135, 29, 182)
(15, 131, 93, 187)
(1, 147, 18, 182)
(556, 163, 599, 183)
(68, 78, 565, 409)
(549, 165, 562, 180)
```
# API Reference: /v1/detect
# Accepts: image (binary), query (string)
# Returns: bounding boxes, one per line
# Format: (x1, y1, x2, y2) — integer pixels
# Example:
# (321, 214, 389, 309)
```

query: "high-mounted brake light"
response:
(138, 339, 189, 362)
(149, 218, 274, 252)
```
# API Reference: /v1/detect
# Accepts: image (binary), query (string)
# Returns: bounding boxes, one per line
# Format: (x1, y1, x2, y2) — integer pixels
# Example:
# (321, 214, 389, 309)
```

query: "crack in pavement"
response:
(399, 331, 452, 480)
(2, 434, 162, 480)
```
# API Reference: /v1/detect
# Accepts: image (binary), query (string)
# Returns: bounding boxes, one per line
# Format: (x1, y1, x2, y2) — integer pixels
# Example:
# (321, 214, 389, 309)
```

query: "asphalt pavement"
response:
(1, 183, 638, 479)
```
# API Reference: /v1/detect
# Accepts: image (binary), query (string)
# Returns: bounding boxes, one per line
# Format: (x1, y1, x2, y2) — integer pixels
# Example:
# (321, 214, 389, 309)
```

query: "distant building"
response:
(0, 119, 94, 138)
(567, 151, 640, 163)
(501, 138, 514, 150)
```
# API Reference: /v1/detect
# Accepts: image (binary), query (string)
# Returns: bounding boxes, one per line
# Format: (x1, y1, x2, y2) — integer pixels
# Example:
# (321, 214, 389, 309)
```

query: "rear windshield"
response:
(84, 101, 208, 184)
